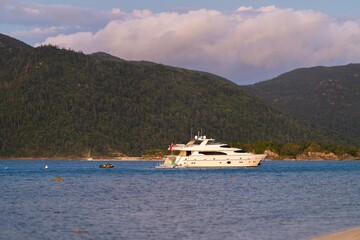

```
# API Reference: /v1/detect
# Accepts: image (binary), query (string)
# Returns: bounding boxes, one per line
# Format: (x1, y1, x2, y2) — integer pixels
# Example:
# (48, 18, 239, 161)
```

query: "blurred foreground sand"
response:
(311, 227, 360, 240)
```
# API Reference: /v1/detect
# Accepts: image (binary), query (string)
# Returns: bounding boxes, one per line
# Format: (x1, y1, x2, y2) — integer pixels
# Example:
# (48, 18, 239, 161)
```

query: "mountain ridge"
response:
(0, 33, 357, 157)
(0, 33, 32, 51)
(244, 64, 360, 145)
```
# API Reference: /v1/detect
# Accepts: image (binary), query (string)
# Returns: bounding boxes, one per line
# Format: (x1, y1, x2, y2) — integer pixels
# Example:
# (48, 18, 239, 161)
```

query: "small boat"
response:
(99, 163, 114, 168)
(157, 135, 266, 168)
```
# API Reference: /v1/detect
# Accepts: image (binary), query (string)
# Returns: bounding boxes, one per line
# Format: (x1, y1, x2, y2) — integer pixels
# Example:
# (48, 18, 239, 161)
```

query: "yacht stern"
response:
(156, 155, 178, 168)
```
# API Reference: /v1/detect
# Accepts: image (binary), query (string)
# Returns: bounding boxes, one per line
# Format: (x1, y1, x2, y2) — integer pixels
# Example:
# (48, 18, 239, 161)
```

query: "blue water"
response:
(0, 160, 359, 240)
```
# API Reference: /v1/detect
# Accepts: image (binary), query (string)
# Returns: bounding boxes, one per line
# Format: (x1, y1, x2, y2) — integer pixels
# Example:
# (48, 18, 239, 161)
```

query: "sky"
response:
(2, 1, 360, 84)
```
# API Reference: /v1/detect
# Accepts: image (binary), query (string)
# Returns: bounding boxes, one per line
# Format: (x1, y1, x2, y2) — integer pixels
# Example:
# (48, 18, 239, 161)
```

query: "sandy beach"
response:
(311, 227, 360, 240)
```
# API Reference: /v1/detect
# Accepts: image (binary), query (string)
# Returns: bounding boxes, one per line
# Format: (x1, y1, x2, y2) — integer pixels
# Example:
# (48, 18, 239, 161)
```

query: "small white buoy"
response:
(44, 165, 49, 169)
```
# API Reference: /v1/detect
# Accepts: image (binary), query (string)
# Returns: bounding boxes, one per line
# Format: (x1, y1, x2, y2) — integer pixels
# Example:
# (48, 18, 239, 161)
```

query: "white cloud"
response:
(20, 5, 360, 83)
(38, 32, 94, 51)
(237, 6, 253, 12)
(132, 9, 152, 18)
(23, 7, 41, 15)
(258, 5, 278, 13)
(2, 2, 89, 25)
(16, 26, 65, 35)
(1, 1, 126, 44)
(111, 8, 122, 15)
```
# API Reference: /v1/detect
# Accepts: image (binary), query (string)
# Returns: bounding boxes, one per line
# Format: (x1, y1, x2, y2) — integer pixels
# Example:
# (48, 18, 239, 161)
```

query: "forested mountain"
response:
(244, 65, 360, 145)
(0, 33, 32, 51)
(0, 33, 355, 157)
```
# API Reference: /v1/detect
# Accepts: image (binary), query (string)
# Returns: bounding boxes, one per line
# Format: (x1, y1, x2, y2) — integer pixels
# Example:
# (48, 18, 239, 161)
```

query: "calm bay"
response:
(0, 160, 359, 240)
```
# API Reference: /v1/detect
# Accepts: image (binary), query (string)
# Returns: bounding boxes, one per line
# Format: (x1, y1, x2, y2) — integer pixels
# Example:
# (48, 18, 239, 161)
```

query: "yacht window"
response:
(235, 150, 248, 153)
(193, 140, 203, 145)
(220, 145, 231, 148)
(206, 140, 222, 145)
(199, 152, 227, 155)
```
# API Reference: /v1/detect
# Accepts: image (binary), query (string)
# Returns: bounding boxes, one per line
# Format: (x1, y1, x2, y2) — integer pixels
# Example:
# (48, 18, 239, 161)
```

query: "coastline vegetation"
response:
(233, 141, 360, 160)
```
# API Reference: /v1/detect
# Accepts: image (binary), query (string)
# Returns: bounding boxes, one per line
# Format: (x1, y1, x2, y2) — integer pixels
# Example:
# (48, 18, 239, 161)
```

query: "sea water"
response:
(0, 160, 359, 240)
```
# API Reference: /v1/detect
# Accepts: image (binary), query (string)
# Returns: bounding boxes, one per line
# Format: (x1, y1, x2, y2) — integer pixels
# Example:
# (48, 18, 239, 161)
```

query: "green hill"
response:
(0, 34, 355, 157)
(244, 64, 360, 145)
(0, 33, 32, 51)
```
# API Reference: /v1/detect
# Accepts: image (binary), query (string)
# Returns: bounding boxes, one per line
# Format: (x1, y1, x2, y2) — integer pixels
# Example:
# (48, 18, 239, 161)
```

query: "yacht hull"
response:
(157, 154, 266, 168)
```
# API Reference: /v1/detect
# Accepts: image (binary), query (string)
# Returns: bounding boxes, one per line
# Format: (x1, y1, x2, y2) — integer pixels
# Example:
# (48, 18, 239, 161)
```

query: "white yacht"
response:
(157, 135, 266, 168)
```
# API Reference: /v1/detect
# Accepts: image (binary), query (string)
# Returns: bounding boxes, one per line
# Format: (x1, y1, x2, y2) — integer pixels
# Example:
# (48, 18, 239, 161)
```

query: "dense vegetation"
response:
(233, 141, 359, 159)
(0, 33, 357, 158)
(244, 65, 360, 145)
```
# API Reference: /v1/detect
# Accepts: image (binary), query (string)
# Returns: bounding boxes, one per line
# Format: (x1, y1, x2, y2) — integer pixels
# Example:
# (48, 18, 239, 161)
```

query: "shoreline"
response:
(311, 227, 360, 240)
(0, 157, 165, 161)
(0, 157, 359, 161)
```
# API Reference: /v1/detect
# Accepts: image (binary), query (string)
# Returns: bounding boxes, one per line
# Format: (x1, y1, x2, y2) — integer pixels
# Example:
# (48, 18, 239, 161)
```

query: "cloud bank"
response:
(7, 2, 360, 84)
(1, 1, 124, 44)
